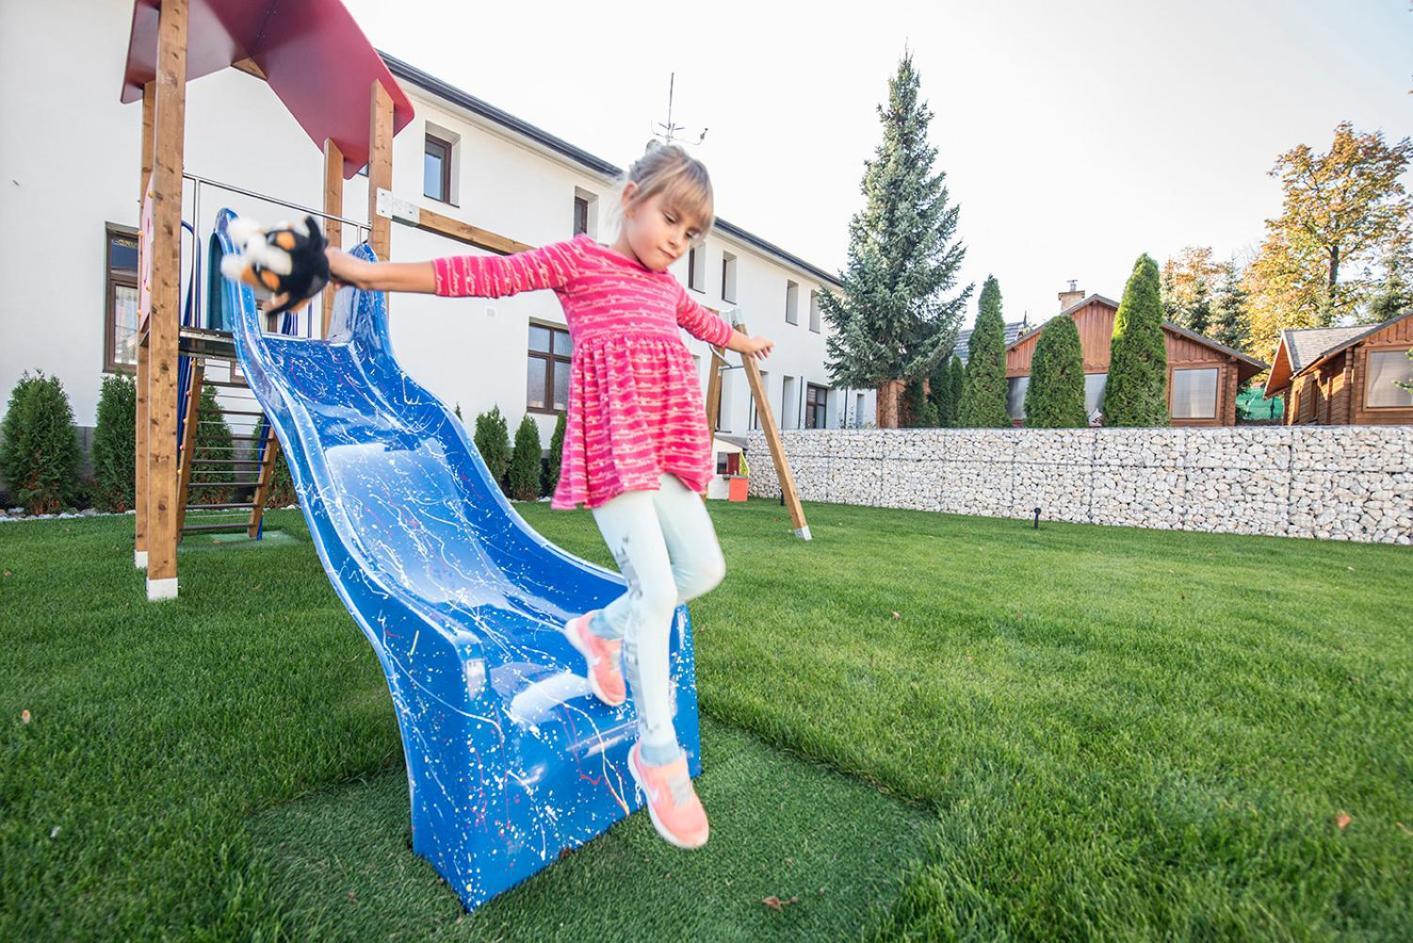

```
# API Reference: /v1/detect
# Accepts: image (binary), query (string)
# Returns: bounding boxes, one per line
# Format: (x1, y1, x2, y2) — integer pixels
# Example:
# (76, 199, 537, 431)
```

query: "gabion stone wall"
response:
(743, 427, 1413, 545)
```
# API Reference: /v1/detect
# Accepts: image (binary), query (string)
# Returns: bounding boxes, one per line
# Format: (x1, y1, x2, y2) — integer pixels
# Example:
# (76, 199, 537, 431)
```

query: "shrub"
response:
(0, 370, 82, 514)
(473, 406, 511, 492)
(92, 374, 137, 511)
(508, 414, 543, 501)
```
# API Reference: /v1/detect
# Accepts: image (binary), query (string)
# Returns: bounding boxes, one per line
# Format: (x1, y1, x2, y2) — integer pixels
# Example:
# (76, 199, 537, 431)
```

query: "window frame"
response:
(573, 195, 589, 236)
(1363, 347, 1413, 410)
(423, 133, 453, 204)
(808, 290, 821, 333)
(526, 322, 573, 416)
(805, 383, 828, 429)
(785, 280, 799, 325)
(1169, 366, 1221, 420)
(721, 251, 737, 303)
(103, 222, 140, 375)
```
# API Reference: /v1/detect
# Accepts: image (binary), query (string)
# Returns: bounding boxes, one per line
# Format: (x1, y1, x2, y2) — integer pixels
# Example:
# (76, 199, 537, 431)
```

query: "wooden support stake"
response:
(705, 346, 725, 435)
(175, 359, 204, 535)
(247, 430, 281, 539)
(145, 0, 190, 599)
(409, 203, 534, 256)
(735, 315, 810, 540)
(134, 81, 155, 569)
(322, 138, 344, 338)
(367, 81, 393, 262)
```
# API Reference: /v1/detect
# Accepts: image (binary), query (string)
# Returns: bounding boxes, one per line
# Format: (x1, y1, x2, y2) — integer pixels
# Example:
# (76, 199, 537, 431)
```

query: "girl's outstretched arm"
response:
(327, 248, 436, 293)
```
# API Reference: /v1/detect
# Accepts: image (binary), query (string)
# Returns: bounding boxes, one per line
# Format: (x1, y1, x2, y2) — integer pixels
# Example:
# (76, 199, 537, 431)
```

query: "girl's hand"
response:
(742, 335, 774, 361)
(326, 247, 366, 290)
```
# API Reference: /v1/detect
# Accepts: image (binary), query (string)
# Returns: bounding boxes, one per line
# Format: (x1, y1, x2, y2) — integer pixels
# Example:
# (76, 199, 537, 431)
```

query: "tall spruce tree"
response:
(1211, 259, 1250, 352)
(1023, 316, 1086, 427)
(1105, 254, 1170, 426)
(817, 52, 972, 426)
(959, 277, 1009, 427)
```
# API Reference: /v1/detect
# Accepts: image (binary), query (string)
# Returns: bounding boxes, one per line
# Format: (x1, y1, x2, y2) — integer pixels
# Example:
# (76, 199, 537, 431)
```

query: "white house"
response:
(0, 0, 875, 487)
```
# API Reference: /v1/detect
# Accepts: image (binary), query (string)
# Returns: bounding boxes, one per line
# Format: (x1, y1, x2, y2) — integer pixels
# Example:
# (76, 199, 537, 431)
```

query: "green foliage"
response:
(0, 370, 82, 513)
(508, 414, 543, 501)
(1210, 260, 1251, 352)
(545, 410, 566, 496)
(818, 52, 971, 406)
(1105, 255, 1170, 427)
(189, 383, 234, 506)
(945, 356, 964, 427)
(901, 376, 938, 427)
(959, 277, 1009, 427)
(91, 374, 137, 512)
(1024, 316, 1087, 428)
(473, 406, 511, 493)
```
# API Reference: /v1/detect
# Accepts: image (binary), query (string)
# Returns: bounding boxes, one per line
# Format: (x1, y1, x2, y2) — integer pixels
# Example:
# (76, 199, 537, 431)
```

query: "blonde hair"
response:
(610, 143, 715, 246)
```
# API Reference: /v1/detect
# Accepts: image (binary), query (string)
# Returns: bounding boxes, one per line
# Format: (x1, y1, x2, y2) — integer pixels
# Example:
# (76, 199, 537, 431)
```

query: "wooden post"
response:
(705, 346, 725, 434)
(322, 138, 344, 338)
(247, 433, 281, 539)
(145, 0, 190, 600)
(134, 81, 155, 570)
(734, 314, 810, 540)
(367, 81, 393, 262)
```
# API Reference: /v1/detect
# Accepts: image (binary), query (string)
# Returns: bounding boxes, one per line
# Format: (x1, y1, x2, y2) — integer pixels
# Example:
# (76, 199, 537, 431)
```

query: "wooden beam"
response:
(736, 315, 810, 540)
(408, 203, 534, 256)
(367, 80, 393, 262)
(247, 432, 281, 539)
(135, 81, 155, 569)
(145, 0, 190, 600)
(322, 138, 344, 338)
(175, 359, 204, 535)
(705, 345, 725, 434)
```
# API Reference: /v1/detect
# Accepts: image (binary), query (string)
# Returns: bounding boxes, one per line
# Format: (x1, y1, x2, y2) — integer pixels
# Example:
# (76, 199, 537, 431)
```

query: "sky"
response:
(343, 0, 1413, 329)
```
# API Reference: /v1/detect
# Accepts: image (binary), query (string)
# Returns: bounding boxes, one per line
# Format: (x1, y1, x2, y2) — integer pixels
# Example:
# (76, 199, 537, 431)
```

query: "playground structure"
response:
(121, 0, 808, 913)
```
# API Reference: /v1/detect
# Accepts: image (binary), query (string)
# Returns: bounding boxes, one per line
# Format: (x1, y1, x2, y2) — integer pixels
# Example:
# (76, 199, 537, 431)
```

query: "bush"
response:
(508, 414, 543, 501)
(545, 411, 566, 496)
(1024, 316, 1087, 427)
(91, 374, 137, 511)
(1105, 254, 1170, 426)
(0, 370, 82, 514)
(473, 406, 511, 493)
(959, 277, 1010, 427)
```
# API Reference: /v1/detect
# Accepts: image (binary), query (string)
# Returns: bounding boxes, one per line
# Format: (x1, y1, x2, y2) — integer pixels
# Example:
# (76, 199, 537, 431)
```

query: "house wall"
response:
(1351, 317, 1413, 425)
(745, 426, 1413, 545)
(1282, 316, 1413, 426)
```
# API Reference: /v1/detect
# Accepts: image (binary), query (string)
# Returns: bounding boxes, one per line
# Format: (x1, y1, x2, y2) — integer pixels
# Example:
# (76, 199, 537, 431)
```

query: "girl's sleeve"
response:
(432, 241, 577, 298)
(675, 282, 735, 347)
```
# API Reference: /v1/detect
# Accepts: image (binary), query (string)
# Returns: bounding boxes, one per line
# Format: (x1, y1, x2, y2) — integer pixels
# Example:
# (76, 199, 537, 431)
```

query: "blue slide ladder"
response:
(211, 209, 704, 911)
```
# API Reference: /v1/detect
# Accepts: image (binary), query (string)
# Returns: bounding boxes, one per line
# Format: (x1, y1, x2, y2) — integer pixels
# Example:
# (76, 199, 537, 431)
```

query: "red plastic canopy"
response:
(121, 0, 415, 179)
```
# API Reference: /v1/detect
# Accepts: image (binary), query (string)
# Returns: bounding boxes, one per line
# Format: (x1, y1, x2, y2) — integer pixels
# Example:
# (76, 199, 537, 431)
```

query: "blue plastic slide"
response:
(212, 209, 704, 912)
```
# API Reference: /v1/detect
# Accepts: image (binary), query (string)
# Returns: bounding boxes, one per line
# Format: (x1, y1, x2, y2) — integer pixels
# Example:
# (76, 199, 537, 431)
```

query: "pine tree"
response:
(1187, 278, 1213, 336)
(1211, 260, 1250, 352)
(959, 277, 1009, 427)
(816, 52, 972, 426)
(545, 411, 566, 496)
(1024, 316, 1086, 427)
(508, 414, 543, 501)
(474, 406, 511, 493)
(1105, 255, 1170, 426)
(0, 370, 82, 514)
(91, 374, 136, 512)
(945, 355, 965, 427)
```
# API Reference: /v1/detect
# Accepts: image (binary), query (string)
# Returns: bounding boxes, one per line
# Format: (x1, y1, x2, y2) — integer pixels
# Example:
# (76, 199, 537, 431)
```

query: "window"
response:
(721, 251, 737, 303)
(574, 196, 589, 236)
(104, 223, 140, 373)
(781, 376, 798, 429)
(572, 188, 597, 238)
(424, 134, 452, 203)
(855, 392, 865, 428)
(688, 247, 706, 291)
(785, 280, 799, 325)
(1084, 373, 1108, 419)
(809, 290, 821, 333)
(1007, 376, 1029, 421)
(1365, 349, 1413, 408)
(806, 383, 828, 429)
(1170, 367, 1219, 419)
(527, 323, 573, 413)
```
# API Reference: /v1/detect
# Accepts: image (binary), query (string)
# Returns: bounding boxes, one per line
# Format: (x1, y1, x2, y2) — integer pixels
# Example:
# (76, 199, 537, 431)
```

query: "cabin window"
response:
(1171, 367, 1219, 419)
(1365, 349, 1413, 408)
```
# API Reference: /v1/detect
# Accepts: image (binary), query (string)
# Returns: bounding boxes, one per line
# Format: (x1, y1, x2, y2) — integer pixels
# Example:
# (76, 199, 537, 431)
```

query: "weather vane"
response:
(648, 73, 707, 150)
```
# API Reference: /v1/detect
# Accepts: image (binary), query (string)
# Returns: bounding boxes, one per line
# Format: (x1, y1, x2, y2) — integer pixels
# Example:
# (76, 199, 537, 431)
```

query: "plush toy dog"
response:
(220, 215, 330, 316)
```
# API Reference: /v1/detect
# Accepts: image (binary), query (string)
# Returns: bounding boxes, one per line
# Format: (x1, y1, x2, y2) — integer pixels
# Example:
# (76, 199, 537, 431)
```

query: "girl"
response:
(323, 144, 774, 850)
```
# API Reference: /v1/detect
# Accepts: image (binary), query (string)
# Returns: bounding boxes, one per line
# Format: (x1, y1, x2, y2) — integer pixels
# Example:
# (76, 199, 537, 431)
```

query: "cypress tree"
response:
(958, 277, 1009, 427)
(545, 411, 566, 496)
(817, 52, 972, 424)
(1024, 316, 1087, 427)
(945, 355, 965, 427)
(508, 414, 543, 501)
(1105, 254, 1170, 426)
(0, 371, 82, 514)
(474, 406, 511, 492)
(92, 374, 137, 512)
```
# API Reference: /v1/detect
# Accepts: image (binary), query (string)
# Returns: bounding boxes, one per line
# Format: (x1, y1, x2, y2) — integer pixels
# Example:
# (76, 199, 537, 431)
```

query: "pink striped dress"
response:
(432, 233, 736, 511)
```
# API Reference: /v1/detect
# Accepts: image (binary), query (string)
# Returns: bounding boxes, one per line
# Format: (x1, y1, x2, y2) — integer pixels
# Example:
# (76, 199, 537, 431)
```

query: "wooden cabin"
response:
(1004, 294, 1268, 427)
(1263, 311, 1413, 425)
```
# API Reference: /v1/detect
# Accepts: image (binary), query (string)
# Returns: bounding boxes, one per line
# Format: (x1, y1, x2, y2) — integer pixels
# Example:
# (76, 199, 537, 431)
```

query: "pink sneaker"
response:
(563, 611, 626, 706)
(628, 743, 709, 849)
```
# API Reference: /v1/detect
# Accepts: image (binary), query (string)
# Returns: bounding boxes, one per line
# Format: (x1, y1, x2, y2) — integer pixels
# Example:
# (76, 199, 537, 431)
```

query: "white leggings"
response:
(589, 472, 726, 761)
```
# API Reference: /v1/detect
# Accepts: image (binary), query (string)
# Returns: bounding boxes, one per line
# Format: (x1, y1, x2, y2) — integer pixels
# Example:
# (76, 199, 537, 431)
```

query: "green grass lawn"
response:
(2, 500, 1410, 940)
